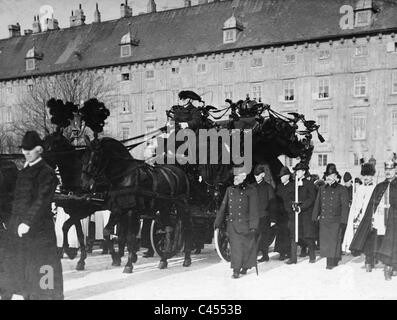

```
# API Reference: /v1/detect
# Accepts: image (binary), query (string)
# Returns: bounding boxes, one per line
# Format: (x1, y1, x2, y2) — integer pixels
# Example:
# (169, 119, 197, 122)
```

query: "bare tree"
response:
(13, 71, 116, 140)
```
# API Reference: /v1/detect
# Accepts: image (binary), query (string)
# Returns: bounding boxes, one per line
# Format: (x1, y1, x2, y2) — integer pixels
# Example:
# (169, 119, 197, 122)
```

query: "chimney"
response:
(24, 29, 33, 35)
(46, 14, 59, 31)
(70, 4, 86, 27)
(184, 0, 191, 7)
(198, 0, 209, 4)
(32, 15, 42, 33)
(120, 0, 133, 18)
(8, 23, 21, 38)
(147, 0, 157, 13)
(94, 3, 101, 23)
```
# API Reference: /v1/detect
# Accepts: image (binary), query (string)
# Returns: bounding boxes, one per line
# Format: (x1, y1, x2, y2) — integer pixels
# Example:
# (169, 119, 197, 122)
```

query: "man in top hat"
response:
(273, 166, 293, 260)
(350, 160, 397, 280)
(312, 163, 349, 269)
(170, 90, 202, 131)
(252, 164, 275, 262)
(288, 162, 317, 264)
(343, 164, 376, 261)
(1, 131, 63, 299)
(214, 166, 259, 279)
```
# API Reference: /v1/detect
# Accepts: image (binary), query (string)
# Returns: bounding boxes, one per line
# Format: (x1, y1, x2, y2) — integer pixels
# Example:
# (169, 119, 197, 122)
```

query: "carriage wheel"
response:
(214, 226, 231, 263)
(150, 218, 183, 259)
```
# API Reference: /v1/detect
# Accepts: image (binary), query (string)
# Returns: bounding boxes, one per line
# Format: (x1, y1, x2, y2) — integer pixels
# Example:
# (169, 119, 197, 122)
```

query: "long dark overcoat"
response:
(312, 183, 349, 258)
(1, 160, 63, 300)
(215, 184, 259, 270)
(171, 103, 202, 130)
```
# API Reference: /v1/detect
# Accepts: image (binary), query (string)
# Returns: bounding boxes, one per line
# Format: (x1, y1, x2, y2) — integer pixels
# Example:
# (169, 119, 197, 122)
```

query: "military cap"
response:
(384, 160, 396, 169)
(292, 162, 309, 171)
(19, 131, 44, 150)
(323, 163, 339, 177)
(253, 164, 267, 175)
(278, 166, 292, 177)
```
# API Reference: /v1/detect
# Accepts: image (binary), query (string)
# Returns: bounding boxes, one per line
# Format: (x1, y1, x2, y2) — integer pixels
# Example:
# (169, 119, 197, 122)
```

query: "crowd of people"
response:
(215, 160, 397, 280)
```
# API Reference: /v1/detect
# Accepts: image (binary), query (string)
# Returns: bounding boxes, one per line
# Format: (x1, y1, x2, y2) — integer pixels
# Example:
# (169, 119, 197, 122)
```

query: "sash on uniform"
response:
(373, 184, 389, 236)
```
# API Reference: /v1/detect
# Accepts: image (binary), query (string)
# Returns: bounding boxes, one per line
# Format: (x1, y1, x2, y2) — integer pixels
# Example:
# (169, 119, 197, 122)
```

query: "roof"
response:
(0, 0, 397, 81)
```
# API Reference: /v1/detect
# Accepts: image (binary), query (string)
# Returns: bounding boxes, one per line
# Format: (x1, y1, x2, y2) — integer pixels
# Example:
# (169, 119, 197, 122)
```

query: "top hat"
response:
(19, 131, 44, 151)
(178, 90, 202, 102)
(384, 160, 396, 169)
(292, 162, 309, 172)
(361, 163, 376, 176)
(324, 163, 339, 177)
(278, 166, 292, 177)
(343, 172, 353, 183)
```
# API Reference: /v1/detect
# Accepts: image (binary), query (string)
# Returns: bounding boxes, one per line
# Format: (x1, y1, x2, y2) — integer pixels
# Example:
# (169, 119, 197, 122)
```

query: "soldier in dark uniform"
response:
(312, 163, 350, 270)
(214, 167, 259, 279)
(252, 164, 275, 262)
(1, 131, 63, 299)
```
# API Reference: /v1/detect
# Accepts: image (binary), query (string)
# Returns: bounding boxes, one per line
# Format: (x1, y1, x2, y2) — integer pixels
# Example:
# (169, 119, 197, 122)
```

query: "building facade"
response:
(0, 0, 397, 178)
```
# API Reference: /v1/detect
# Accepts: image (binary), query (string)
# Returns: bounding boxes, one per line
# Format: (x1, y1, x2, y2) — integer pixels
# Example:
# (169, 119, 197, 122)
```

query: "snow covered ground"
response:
(59, 245, 397, 300)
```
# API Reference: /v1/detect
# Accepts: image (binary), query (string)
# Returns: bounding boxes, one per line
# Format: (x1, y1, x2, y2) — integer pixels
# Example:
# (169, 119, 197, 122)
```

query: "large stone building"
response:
(1, 0, 397, 177)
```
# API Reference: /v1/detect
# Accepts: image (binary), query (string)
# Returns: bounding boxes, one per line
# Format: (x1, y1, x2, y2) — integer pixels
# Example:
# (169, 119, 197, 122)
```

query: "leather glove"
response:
(17, 223, 30, 237)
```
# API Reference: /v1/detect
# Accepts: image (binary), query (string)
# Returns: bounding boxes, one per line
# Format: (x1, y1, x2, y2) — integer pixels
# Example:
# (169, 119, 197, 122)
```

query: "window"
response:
(224, 85, 233, 100)
(145, 70, 154, 79)
(26, 59, 35, 71)
(224, 61, 234, 70)
(392, 71, 397, 95)
(120, 95, 131, 113)
(171, 67, 180, 75)
(317, 115, 329, 134)
(284, 54, 296, 64)
(318, 154, 328, 167)
(354, 74, 367, 97)
(283, 80, 295, 101)
(224, 29, 236, 43)
(319, 49, 330, 60)
(147, 95, 155, 112)
(252, 85, 262, 100)
(6, 107, 12, 123)
(352, 114, 367, 140)
(6, 87, 12, 94)
(121, 73, 130, 81)
(197, 63, 206, 74)
(318, 78, 330, 99)
(120, 45, 131, 58)
(355, 45, 368, 57)
(355, 11, 371, 27)
(392, 111, 397, 138)
(122, 127, 130, 140)
(27, 84, 34, 92)
(251, 57, 263, 68)
(353, 153, 360, 166)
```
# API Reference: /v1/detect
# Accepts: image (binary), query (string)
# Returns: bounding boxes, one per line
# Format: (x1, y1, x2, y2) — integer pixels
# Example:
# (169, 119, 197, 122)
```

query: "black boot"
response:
(279, 253, 287, 261)
(326, 258, 335, 270)
(240, 268, 248, 275)
(286, 258, 297, 265)
(232, 269, 240, 279)
(143, 248, 154, 258)
(258, 254, 269, 262)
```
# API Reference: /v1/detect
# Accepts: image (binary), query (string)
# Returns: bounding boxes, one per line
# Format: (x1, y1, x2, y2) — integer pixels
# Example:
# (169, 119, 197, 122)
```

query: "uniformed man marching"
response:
(1, 131, 64, 299)
(214, 166, 259, 279)
(312, 163, 350, 269)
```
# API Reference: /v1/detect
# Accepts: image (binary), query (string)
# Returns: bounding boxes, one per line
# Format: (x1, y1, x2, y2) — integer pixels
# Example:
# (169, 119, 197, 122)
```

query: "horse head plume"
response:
(79, 98, 110, 134)
(46, 98, 78, 130)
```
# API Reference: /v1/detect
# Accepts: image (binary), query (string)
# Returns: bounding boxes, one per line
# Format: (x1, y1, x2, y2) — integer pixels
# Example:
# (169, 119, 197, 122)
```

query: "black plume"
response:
(79, 98, 110, 133)
(46, 98, 77, 129)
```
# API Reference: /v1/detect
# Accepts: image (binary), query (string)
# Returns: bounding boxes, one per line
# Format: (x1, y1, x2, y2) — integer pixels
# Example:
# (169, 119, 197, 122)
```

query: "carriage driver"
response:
(169, 90, 203, 131)
(1, 131, 64, 300)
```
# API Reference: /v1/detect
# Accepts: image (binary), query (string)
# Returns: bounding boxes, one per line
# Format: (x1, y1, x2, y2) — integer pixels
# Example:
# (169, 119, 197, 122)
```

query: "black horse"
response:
(81, 137, 193, 272)
(43, 132, 105, 271)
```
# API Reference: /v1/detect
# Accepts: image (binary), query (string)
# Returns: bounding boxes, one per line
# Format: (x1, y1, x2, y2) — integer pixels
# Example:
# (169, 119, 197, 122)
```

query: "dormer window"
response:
(119, 31, 139, 58)
(25, 47, 42, 71)
(222, 13, 243, 44)
(354, 0, 377, 27)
